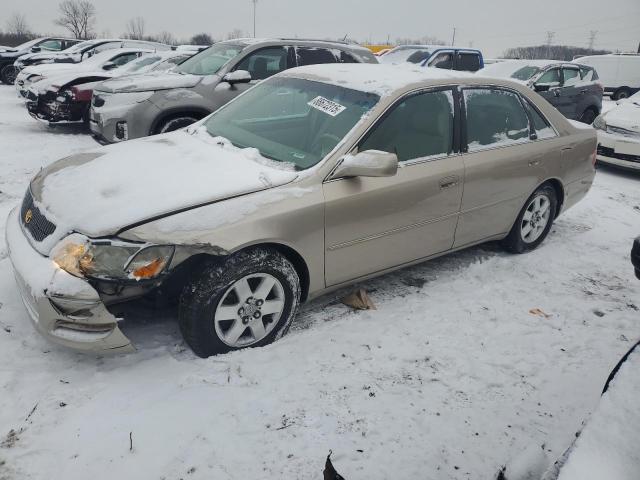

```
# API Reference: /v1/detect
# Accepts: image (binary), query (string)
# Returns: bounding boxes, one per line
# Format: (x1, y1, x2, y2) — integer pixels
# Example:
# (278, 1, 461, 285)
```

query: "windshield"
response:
(175, 43, 244, 75)
(381, 47, 430, 64)
(510, 66, 542, 81)
(203, 77, 380, 170)
(120, 55, 162, 73)
(64, 40, 96, 53)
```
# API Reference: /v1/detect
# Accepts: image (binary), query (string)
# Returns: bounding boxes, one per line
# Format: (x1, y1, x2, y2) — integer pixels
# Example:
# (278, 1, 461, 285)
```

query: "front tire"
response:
(0, 65, 17, 85)
(154, 115, 200, 135)
(612, 87, 631, 101)
(179, 248, 301, 358)
(503, 184, 557, 254)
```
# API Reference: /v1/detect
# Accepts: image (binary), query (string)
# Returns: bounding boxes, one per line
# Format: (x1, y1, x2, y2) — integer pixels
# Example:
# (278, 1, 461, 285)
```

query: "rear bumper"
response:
(5, 207, 134, 353)
(633, 237, 640, 280)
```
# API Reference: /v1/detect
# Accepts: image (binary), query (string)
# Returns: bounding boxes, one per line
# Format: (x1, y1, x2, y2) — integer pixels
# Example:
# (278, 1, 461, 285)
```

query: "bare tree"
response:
(6, 12, 29, 36)
(191, 33, 213, 45)
(125, 16, 145, 40)
(226, 29, 244, 40)
(54, 0, 96, 39)
(157, 31, 176, 46)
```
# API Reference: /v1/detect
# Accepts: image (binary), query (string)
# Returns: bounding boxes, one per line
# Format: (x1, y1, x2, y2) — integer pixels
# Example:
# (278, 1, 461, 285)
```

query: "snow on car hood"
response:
(29, 130, 298, 247)
(32, 71, 113, 93)
(604, 100, 640, 132)
(95, 71, 203, 93)
(22, 62, 93, 78)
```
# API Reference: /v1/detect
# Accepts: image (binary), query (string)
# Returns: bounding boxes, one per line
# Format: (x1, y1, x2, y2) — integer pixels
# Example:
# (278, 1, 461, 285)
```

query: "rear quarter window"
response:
(456, 52, 481, 72)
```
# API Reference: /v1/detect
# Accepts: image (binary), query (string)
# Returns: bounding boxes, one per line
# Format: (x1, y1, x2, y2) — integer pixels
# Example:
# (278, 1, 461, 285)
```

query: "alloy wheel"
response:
(214, 273, 285, 348)
(521, 194, 551, 244)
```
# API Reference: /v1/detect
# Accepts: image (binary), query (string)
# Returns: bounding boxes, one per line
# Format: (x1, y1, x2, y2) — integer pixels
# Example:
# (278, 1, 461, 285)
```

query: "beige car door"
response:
(323, 88, 464, 286)
(454, 87, 559, 248)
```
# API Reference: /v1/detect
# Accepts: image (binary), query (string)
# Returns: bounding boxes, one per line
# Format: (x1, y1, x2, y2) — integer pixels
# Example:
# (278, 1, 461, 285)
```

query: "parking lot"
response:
(0, 83, 638, 479)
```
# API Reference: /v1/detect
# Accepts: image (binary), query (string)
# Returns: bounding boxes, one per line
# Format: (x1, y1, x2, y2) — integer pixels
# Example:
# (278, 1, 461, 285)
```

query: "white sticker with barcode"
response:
(307, 96, 346, 116)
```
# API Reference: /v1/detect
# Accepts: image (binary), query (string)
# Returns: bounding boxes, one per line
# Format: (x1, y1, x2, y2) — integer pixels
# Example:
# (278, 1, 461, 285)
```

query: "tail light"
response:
(70, 86, 93, 102)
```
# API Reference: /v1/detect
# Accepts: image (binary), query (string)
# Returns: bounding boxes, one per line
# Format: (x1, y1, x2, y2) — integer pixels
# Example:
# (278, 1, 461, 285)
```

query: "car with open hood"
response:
(88, 38, 378, 143)
(6, 64, 596, 356)
(20, 49, 180, 124)
(480, 59, 603, 124)
(593, 91, 640, 171)
(0, 37, 80, 84)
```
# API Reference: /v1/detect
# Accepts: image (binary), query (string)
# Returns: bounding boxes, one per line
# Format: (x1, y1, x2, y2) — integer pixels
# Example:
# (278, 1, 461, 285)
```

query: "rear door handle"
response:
(439, 175, 460, 189)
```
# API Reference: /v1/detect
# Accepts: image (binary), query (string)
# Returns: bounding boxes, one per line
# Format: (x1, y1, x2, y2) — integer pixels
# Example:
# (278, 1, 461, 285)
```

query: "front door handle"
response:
(439, 175, 460, 189)
(553, 89, 561, 97)
(529, 159, 541, 167)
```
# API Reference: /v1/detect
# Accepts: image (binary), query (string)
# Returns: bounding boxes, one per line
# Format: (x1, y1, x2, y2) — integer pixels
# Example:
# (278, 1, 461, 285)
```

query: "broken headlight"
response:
(51, 234, 174, 281)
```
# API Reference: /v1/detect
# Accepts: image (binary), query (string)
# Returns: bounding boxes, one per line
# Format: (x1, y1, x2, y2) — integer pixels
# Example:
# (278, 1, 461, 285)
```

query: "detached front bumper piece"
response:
(5, 208, 134, 353)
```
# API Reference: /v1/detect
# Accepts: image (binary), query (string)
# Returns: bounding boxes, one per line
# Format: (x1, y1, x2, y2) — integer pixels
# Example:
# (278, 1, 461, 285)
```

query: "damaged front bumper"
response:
(5, 207, 134, 353)
(25, 89, 88, 123)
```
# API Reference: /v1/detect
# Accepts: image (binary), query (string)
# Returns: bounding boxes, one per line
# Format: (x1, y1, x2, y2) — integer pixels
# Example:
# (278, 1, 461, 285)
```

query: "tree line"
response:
(1, 1, 247, 47)
(503, 45, 612, 61)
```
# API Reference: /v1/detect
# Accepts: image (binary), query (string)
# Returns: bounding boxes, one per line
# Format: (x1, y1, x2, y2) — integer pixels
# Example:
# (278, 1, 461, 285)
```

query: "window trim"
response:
(356, 85, 460, 166)
(460, 85, 540, 154)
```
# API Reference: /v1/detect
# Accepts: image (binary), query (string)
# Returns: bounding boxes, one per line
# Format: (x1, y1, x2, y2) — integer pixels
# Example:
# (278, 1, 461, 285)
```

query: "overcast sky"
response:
(2, 0, 639, 56)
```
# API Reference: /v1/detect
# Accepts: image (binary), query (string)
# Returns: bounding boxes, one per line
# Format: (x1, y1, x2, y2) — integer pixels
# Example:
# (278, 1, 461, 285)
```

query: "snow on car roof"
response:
(280, 63, 473, 96)
(220, 37, 371, 51)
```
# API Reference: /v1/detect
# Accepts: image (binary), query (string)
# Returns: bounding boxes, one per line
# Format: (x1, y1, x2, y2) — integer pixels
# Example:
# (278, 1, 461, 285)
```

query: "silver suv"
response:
(89, 38, 378, 143)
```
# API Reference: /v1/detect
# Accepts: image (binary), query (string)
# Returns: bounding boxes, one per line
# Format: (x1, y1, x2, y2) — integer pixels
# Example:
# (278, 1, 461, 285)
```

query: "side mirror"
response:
(31, 46, 41, 53)
(222, 70, 252, 85)
(534, 83, 550, 92)
(331, 150, 398, 179)
(102, 61, 117, 71)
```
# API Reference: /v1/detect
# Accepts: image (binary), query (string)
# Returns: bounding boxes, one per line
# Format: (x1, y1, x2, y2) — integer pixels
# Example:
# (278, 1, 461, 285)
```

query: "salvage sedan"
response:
(5, 64, 596, 356)
(594, 92, 640, 171)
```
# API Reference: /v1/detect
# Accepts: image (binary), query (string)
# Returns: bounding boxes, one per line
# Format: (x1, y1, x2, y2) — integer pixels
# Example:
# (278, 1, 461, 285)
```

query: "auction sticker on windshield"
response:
(308, 96, 346, 116)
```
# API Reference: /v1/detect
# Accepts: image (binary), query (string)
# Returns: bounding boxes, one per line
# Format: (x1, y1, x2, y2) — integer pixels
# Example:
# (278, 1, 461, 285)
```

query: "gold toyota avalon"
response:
(6, 64, 597, 357)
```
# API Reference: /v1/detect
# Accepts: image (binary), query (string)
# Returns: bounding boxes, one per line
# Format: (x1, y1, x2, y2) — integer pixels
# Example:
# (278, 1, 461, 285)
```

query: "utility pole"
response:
(252, 0, 258, 37)
(545, 31, 555, 58)
(451, 27, 456, 46)
(588, 30, 597, 50)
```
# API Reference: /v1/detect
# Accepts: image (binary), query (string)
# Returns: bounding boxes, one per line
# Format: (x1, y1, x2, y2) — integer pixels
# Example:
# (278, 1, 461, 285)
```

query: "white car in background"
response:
(594, 92, 640, 171)
(575, 54, 640, 100)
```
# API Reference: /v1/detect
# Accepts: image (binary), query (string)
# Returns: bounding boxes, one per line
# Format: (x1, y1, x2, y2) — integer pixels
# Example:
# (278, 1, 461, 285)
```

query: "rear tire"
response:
(154, 115, 201, 135)
(179, 248, 301, 358)
(579, 107, 597, 124)
(0, 65, 17, 85)
(612, 87, 632, 100)
(503, 184, 557, 254)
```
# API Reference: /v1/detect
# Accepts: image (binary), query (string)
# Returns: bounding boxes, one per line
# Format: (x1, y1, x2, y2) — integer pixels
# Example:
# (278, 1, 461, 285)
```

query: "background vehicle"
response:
(593, 91, 640, 170)
(0, 37, 80, 84)
(13, 38, 171, 76)
(6, 65, 596, 356)
(379, 44, 484, 71)
(575, 54, 640, 100)
(633, 237, 640, 279)
(23, 48, 161, 124)
(480, 60, 603, 123)
(89, 38, 378, 143)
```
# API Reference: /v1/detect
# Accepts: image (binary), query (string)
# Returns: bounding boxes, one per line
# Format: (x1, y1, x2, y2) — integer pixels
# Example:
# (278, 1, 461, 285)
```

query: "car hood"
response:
(605, 101, 640, 132)
(29, 130, 298, 249)
(23, 62, 89, 78)
(32, 71, 113, 93)
(96, 71, 203, 93)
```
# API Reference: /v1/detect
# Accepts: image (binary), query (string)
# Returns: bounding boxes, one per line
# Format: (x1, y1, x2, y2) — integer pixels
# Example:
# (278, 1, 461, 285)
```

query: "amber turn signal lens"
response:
(130, 257, 167, 280)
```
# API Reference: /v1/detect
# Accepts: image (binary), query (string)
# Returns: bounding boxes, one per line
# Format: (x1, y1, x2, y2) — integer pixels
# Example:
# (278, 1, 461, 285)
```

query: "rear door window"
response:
(429, 51, 454, 69)
(562, 67, 581, 87)
(456, 52, 481, 72)
(296, 47, 338, 66)
(580, 67, 596, 81)
(463, 88, 531, 151)
(111, 52, 140, 66)
(524, 101, 557, 140)
(535, 68, 561, 88)
(235, 47, 289, 80)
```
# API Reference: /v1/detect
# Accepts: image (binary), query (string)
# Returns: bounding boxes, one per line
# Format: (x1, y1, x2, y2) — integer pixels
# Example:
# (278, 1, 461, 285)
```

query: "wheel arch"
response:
(542, 178, 565, 218)
(149, 107, 211, 135)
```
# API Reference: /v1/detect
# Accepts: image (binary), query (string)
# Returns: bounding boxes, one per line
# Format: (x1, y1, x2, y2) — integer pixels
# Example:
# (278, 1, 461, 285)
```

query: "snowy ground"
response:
(0, 89, 638, 480)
